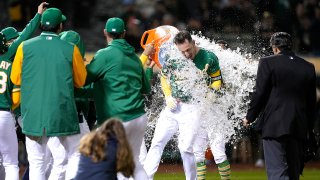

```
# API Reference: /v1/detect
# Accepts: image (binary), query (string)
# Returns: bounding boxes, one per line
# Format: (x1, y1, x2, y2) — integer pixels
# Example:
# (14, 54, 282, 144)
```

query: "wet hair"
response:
(174, 30, 193, 45)
(40, 24, 61, 33)
(79, 118, 134, 177)
(270, 32, 292, 51)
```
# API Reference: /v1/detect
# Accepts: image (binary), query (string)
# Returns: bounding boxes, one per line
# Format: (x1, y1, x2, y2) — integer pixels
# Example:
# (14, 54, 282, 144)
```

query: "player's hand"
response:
(143, 41, 155, 57)
(165, 96, 178, 111)
(147, 59, 155, 68)
(242, 118, 250, 127)
(38, 2, 49, 14)
(201, 64, 209, 74)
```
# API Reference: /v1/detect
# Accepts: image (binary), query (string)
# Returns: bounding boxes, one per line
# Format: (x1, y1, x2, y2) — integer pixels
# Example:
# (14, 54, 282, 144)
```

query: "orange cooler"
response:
(140, 25, 179, 68)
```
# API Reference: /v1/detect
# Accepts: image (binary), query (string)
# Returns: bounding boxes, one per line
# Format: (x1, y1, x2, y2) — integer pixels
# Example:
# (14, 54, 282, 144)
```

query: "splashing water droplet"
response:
(144, 33, 258, 152)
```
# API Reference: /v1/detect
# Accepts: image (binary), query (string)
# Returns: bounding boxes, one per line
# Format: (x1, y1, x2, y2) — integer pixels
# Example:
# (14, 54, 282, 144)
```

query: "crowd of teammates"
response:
(0, 2, 317, 180)
(0, 2, 156, 180)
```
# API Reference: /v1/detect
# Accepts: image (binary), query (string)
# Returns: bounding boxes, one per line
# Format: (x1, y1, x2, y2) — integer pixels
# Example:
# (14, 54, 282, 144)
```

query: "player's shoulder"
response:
(95, 47, 109, 56)
(200, 48, 218, 60)
(92, 47, 113, 62)
(22, 36, 41, 46)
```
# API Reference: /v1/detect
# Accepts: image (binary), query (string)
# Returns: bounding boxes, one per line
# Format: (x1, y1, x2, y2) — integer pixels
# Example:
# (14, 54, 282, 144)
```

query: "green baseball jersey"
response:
(86, 39, 151, 124)
(162, 48, 221, 102)
(194, 48, 220, 75)
(0, 13, 40, 111)
(0, 59, 13, 109)
(11, 32, 87, 137)
(0, 13, 41, 62)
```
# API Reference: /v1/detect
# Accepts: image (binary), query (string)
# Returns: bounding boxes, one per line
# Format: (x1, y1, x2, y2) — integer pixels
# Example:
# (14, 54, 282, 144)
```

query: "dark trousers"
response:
(263, 136, 303, 180)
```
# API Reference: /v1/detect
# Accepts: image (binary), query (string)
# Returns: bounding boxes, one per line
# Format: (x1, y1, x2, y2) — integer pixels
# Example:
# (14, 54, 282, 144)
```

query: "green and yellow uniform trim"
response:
(11, 41, 87, 88)
(218, 160, 231, 180)
(196, 161, 207, 180)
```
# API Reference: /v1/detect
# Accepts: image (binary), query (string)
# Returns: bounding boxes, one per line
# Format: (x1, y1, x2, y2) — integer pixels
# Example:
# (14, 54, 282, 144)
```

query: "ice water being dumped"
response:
(192, 35, 258, 144)
(144, 33, 258, 150)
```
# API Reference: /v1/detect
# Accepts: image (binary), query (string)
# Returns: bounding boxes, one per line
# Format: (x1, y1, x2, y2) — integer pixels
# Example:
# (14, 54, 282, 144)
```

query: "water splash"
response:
(144, 33, 258, 150)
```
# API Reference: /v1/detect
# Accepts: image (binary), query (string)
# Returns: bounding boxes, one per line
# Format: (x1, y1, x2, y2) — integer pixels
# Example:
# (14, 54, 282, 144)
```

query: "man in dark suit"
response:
(243, 32, 316, 180)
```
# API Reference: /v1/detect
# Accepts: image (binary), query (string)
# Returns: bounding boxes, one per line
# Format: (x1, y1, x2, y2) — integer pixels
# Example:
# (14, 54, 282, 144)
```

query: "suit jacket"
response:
(246, 51, 316, 139)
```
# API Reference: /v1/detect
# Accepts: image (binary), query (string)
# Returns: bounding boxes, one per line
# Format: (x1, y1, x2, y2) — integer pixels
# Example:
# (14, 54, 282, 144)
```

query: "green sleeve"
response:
(145, 67, 153, 82)
(85, 52, 105, 85)
(207, 53, 220, 74)
(6, 13, 41, 61)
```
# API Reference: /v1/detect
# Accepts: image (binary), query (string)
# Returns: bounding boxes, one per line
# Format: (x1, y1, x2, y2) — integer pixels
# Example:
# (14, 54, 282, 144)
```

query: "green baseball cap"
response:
(41, 8, 66, 27)
(105, 17, 125, 33)
(60, 30, 86, 57)
(0, 32, 8, 54)
(1, 27, 20, 41)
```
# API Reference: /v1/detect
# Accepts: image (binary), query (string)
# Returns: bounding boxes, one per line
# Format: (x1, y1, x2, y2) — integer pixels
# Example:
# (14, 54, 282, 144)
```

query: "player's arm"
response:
(160, 73, 177, 110)
(208, 69, 222, 90)
(206, 54, 223, 90)
(160, 73, 172, 97)
(85, 50, 106, 85)
(12, 86, 20, 110)
(10, 43, 24, 85)
(140, 42, 154, 65)
(140, 53, 148, 67)
(72, 46, 87, 88)
(140, 59, 152, 94)
(140, 42, 155, 81)
(7, 3, 46, 60)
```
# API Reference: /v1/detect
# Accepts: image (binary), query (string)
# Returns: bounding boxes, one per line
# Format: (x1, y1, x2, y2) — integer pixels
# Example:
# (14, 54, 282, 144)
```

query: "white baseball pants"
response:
(0, 111, 19, 180)
(193, 103, 228, 164)
(139, 139, 148, 166)
(118, 114, 149, 180)
(44, 120, 90, 180)
(65, 120, 90, 180)
(26, 135, 68, 180)
(193, 128, 227, 164)
(144, 103, 200, 180)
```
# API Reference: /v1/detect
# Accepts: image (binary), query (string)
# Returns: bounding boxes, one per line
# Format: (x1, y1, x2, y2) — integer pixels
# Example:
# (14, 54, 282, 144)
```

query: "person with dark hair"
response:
(144, 30, 230, 180)
(174, 30, 230, 180)
(244, 32, 317, 179)
(74, 118, 134, 180)
(85, 17, 152, 180)
(10, 7, 87, 180)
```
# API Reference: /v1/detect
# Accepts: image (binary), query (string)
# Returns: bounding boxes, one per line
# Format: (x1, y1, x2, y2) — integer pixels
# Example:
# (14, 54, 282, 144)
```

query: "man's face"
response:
(176, 39, 197, 60)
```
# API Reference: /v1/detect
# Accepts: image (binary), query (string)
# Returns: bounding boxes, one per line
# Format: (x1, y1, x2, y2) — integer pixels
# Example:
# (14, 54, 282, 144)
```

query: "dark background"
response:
(0, 0, 319, 56)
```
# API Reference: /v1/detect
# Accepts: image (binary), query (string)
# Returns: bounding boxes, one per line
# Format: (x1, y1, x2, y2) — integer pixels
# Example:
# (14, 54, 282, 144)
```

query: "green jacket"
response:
(86, 39, 151, 124)
(0, 13, 41, 110)
(11, 32, 87, 136)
